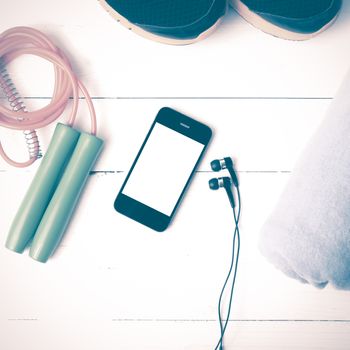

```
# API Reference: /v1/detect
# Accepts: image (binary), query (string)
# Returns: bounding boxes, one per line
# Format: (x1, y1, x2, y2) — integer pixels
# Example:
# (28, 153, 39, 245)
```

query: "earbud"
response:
(209, 176, 235, 208)
(210, 157, 239, 188)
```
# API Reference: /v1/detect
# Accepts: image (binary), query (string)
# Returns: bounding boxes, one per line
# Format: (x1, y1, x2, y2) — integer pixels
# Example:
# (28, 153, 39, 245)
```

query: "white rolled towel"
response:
(260, 69, 350, 289)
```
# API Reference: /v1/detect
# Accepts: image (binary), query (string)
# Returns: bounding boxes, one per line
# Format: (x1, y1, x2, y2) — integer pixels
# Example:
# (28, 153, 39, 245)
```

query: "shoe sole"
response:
(230, 0, 340, 40)
(99, 0, 224, 45)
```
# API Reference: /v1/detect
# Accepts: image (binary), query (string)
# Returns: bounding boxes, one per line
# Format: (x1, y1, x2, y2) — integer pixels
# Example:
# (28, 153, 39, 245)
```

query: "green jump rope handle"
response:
(5, 123, 80, 253)
(29, 132, 103, 263)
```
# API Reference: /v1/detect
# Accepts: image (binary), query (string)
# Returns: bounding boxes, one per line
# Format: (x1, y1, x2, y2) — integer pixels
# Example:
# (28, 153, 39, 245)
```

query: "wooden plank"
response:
(1, 319, 350, 350)
(0, 0, 349, 98)
(0, 98, 331, 171)
(1, 171, 350, 322)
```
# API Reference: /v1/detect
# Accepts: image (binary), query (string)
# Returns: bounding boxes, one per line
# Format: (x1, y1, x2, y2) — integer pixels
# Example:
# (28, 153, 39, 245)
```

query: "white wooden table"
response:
(1, 1, 350, 349)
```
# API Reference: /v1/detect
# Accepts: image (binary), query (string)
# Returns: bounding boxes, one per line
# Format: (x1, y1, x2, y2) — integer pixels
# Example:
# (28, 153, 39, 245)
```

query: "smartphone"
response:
(114, 107, 212, 232)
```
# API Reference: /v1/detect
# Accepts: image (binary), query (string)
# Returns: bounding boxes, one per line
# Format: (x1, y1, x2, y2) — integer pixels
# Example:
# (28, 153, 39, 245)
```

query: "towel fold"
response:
(259, 69, 350, 289)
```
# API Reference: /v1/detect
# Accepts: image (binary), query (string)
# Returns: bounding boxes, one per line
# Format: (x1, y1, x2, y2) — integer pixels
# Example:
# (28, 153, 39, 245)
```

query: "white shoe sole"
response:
(99, 0, 224, 45)
(230, 0, 340, 40)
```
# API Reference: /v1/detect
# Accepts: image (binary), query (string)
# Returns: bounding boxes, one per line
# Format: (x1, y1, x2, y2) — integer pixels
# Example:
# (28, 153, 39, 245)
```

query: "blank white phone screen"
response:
(122, 123, 205, 216)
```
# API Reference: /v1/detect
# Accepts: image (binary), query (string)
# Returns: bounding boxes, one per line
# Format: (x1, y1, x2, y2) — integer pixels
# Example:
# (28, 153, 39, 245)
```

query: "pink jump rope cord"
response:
(0, 26, 97, 167)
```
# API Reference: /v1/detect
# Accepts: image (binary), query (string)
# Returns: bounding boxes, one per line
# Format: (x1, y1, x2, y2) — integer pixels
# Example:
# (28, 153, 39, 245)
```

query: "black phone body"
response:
(114, 107, 212, 232)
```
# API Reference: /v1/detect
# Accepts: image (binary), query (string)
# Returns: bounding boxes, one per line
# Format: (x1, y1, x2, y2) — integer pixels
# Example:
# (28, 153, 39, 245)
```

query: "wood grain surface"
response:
(1, 0, 350, 349)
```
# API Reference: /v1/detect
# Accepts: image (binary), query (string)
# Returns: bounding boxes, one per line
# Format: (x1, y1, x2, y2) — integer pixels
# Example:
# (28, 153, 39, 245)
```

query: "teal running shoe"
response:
(230, 0, 342, 40)
(100, 0, 228, 44)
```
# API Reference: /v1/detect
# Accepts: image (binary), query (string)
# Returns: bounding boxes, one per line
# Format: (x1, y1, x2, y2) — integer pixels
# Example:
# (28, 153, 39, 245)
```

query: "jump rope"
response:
(1, 26, 241, 349)
(0, 26, 103, 262)
(0, 26, 97, 166)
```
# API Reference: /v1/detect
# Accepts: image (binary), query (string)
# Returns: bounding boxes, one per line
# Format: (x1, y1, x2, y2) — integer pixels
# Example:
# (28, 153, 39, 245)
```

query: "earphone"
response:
(211, 157, 239, 188)
(209, 177, 235, 208)
(209, 157, 241, 350)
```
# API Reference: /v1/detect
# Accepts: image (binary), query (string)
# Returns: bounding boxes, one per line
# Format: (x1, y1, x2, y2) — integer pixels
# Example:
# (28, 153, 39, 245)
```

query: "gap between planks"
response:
(109, 319, 350, 323)
(0, 96, 334, 100)
(6, 319, 350, 323)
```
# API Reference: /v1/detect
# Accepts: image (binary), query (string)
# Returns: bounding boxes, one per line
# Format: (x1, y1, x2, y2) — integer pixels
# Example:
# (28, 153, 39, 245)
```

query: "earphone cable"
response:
(218, 187, 241, 344)
(217, 188, 241, 343)
(218, 209, 240, 350)
(215, 186, 241, 350)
